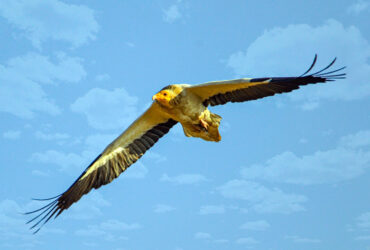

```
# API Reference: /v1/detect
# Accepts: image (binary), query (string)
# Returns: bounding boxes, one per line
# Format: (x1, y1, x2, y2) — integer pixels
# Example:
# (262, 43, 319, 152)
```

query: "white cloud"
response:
(163, 2, 182, 23)
(84, 133, 117, 152)
(123, 162, 148, 179)
(355, 235, 370, 241)
(199, 205, 225, 215)
(240, 220, 270, 231)
(217, 180, 307, 214)
(0, 0, 98, 48)
(160, 173, 208, 185)
(0, 199, 63, 248)
(3, 130, 21, 139)
(194, 232, 211, 240)
(34, 131, 70, 141)
(356, 212, 370, 229)
(30, 134, 148, 179)
(75, 219, 138, 241)
(0, 199, 36, 245)
(100, 219, 141, 231)
(8, 52, 86, 84)
(125, 42, 135, 47)
(71, 88, 139, 130)
(145, 152, 167, 163)
(349, 212, 370, 241)
(241, 130, 370, 185)
(285, 235, 321, 243)
(339, 130, 370, 148)
(30, 149, 88, 173)
(95, 73, 111, 82)
(31, 169, 49, 177)
(213, 239, 229, 244)
(30, 132, 123, 175)
(0, 52, 85, 118)
(241, 149, 370, 185)
(65, 192, 111, 220)
(154, 204, 175, 213)
(227, 20, 370, 109)
(347, 0, 370, 14)
(235, 237, 258, 245)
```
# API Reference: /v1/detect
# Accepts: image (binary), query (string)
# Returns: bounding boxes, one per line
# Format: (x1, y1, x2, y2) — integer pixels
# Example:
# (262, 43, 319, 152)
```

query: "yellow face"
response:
(152, 90, 173, 107)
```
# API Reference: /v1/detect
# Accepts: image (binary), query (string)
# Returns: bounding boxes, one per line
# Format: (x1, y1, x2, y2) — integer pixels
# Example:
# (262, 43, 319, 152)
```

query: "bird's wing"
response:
(187, 55, 346, 106)
(26, 102, 177, 233)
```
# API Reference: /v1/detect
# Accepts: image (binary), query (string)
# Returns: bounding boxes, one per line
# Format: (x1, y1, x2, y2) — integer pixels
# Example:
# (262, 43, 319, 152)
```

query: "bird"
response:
(26, 55, 345, 233)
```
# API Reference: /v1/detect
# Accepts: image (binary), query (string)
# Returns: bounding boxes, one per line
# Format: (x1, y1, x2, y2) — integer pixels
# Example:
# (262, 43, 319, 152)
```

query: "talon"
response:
(199, 119, 209, 130)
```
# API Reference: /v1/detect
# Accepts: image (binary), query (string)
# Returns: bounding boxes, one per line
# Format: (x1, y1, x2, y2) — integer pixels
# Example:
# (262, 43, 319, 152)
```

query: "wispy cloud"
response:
(30, 132, 149, 179)
(355, 235, 370, 241)
(153, 204, 175, 213)
(100, 219, 141, 231)
(95, 73, 111, 82)
(64, 192, 111, 220)
(34, 131, 70, 143)
(160, 173, 208, 185)
(348, 211, 370, 241)
(7, 52, 86, 84)
(194, 231, 229, 244)
(31, 169, 49, 177)
(30, 149, 89, 173)
(163, 1, 183, 23)
(356, 211, 370, 229)
(84, 133, 118, 152)
(199, 205, 225, 215)
(217, 180, 307, 214)
(240, 130, 370, 185)
(240, 220, 270, 231)
(0, 0, 98, 48)
(194, 232, 211, 239)
(75, 219, 139, 241)
(0, 199, 64, 248)
(2, 130, 21, 139)
(285, 235, 321, 243)
(123, 162, 148, 179)
(29, 132, 125, 175)
(145, 152, 167, 163)
(0, 52, 85, 118)
(227, 19, 370, 109)
(347, 0, 370, 15)
(339, 130, 370, 148)
(235, 237, 258, 245)
(71, 88, 139, 130)
(213, 239, 229, 244)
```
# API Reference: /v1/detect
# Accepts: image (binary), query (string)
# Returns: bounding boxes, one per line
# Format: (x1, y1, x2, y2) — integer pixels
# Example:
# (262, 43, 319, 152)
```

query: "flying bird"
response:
(26, 55, 345, 233)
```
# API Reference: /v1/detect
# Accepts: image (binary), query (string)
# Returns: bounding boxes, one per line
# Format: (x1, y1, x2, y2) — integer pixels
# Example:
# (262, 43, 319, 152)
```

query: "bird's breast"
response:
(169, 90, 206, 124)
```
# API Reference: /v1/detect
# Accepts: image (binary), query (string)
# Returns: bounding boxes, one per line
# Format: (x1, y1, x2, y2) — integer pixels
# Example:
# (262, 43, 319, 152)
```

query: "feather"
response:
(26, 103, 176, 233)
(187, 55, 345, 106)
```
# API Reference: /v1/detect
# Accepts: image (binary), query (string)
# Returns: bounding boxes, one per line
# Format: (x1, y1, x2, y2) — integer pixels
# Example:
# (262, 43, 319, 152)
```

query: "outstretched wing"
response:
(26, 102, 177, 233)
(187, 55, 346, 106)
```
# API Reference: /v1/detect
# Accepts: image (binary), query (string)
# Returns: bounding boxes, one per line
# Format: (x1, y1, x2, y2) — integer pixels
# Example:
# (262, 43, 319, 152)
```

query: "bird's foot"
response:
(199, 118, 209, 131)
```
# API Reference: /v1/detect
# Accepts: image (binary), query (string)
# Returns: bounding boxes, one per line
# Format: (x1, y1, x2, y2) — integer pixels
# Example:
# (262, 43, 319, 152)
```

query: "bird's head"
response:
(152, 85, 179, 108)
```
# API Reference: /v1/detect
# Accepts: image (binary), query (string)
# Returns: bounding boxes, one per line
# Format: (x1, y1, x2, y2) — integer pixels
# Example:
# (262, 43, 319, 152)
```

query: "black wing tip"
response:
(300, 54, 318, 76)
(301, 54, 346, 81)
(31, 194, 62, 201)
(25, 195, 62, 234)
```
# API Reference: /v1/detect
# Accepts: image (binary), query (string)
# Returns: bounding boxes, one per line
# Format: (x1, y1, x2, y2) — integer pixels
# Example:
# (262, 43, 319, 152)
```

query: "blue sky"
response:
(0, 0, 369, 249)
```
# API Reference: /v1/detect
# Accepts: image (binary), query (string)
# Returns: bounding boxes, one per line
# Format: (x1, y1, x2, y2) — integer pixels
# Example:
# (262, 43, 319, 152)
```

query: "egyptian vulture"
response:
(26, 55, 345, 233)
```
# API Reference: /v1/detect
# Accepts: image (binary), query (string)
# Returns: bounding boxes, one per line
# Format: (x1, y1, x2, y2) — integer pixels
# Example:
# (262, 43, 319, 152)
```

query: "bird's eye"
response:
(163, 92, 167, 96)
